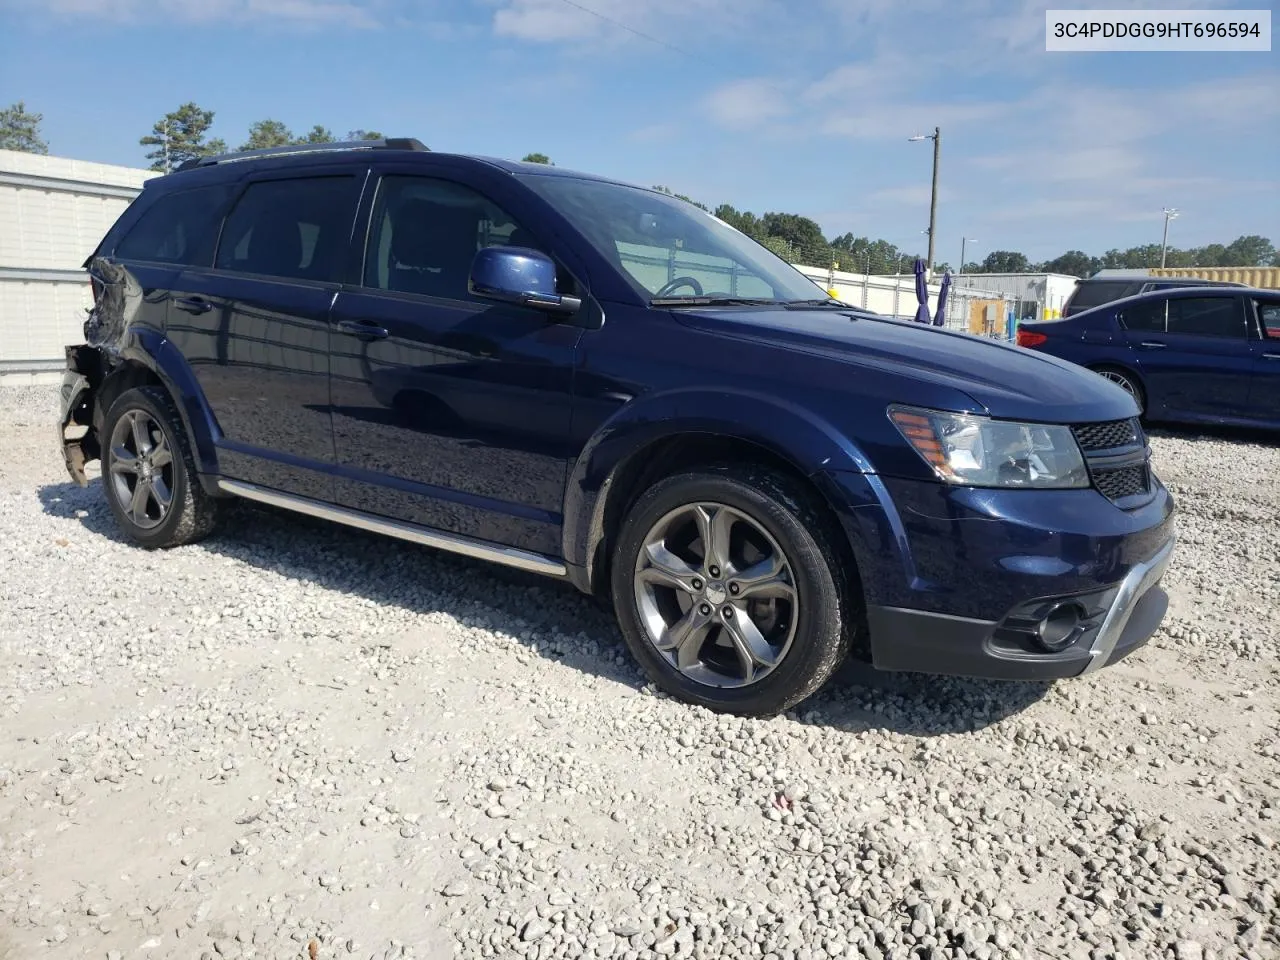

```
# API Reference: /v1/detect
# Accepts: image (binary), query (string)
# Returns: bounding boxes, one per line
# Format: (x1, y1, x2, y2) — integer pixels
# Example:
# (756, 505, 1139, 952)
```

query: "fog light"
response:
(1037, 602, 1084, 652)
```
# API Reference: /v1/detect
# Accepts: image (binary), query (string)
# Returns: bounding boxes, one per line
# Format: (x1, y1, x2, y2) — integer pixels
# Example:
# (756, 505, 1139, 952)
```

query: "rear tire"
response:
(611, 464, 855, 717)
(1094, 366, 1145, 415)
(100, 385, 218, 549)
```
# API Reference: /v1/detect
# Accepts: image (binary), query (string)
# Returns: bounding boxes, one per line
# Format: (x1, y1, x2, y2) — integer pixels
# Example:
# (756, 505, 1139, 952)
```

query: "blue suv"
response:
(58, 139, 1175, 716)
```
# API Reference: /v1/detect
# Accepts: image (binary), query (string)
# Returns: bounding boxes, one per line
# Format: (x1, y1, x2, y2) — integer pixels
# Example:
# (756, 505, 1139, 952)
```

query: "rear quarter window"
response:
(113, 184, 231, 266)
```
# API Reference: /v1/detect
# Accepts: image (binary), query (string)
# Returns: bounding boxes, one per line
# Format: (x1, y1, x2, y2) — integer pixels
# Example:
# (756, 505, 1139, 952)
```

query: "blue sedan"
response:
(1017, 286, 1280, 430)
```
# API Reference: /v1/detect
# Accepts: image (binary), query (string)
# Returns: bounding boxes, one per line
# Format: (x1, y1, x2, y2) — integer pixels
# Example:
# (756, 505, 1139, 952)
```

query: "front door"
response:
(1248, 296, 1280, 424)
(327, 172, 582, 557)
(1120, 294, 1254, 420)
(166, 172, 365, 500)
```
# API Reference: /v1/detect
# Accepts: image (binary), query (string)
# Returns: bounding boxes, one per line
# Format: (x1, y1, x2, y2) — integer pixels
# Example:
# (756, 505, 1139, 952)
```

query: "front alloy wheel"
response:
(634, 502, 798, 688)
(612, 464, 854, 717)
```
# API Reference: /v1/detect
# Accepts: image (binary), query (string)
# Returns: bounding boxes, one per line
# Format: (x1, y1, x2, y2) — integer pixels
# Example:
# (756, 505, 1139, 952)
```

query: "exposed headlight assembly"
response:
(889, 405, 1090, 489)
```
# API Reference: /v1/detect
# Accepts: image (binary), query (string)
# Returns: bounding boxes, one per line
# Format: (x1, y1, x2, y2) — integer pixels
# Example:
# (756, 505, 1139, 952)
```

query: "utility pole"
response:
(1160, 208, 1179, 268)
(908, 127, 941, 275)
(928, 127, 940, 273)
(162, 119, 170, 174)
(959, 237, 975, 276)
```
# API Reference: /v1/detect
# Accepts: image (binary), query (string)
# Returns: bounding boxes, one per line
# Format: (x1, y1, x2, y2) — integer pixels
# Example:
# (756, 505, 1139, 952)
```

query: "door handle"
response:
(1138, 341, 1167, 350)
(174, 296, 212, 314)
(337, 319, 390, 341)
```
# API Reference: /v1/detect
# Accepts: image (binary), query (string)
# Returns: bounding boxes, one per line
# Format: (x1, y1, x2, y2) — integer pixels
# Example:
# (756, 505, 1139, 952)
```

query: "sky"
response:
(2, 0, 1277, 264)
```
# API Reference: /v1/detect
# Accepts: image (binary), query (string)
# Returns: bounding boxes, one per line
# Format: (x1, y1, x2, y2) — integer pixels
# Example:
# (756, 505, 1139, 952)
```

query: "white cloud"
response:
(7, 0, 381, 27)
(489, 0, 767, 45)
(702, 78, 791, 129)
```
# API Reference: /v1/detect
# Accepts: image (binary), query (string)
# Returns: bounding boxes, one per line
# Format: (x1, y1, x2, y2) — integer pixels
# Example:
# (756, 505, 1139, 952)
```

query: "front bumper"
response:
(815, 470, 1176, 682)
(865, 536, 1174, 680)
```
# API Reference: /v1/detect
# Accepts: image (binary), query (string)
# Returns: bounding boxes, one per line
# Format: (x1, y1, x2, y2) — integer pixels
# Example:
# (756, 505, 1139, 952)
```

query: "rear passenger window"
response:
(114, 185, 229, 265)
(1119, 300, 1166, 332)
(215, 177, 356, 282)
(1166, 297, 1243, 338)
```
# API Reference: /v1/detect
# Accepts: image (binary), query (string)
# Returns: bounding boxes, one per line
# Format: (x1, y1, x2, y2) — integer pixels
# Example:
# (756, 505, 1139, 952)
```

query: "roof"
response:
(165, 138, 640, 190)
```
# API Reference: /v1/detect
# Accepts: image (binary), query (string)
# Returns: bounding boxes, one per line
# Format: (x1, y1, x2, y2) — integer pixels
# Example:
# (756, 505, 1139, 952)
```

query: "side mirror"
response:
(469, 246, 582, 316)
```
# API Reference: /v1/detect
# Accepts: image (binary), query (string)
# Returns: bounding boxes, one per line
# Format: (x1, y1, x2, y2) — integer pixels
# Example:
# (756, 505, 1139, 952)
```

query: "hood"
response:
(672, 307, 1138, 424)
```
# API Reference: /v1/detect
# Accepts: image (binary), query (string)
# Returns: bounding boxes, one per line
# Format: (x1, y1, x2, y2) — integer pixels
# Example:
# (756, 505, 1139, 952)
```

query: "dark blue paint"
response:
(1019, 286, 1280, 431)
(469, 246, 563, 306)
(83, 149, 1183, 669)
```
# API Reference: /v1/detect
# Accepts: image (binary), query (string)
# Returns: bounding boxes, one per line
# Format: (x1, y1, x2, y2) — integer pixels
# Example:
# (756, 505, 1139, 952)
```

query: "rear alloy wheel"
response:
(1095, 368, 1145, 413)
(101, 386, 218, 548)
(612, 465, 854, 717)
(107, 408, 175, 531)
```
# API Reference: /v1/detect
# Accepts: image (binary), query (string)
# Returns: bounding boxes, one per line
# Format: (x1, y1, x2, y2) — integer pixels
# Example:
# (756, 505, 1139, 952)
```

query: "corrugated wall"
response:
(0, 150, 153, 381)
(1146, 266, 1280, 289)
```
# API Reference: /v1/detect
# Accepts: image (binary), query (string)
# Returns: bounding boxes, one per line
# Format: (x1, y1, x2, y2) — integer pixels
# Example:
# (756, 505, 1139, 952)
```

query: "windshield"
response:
(519, 175, 827, 304)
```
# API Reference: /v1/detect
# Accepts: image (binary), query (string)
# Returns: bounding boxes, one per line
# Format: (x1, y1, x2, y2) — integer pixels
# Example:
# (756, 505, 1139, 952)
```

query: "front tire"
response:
(611, 464, 855, 717)
(100, 385, 218, 549)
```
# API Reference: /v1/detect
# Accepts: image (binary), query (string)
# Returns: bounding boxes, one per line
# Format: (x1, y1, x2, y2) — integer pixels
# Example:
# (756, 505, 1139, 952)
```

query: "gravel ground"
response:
(1, 383, 1278, 960)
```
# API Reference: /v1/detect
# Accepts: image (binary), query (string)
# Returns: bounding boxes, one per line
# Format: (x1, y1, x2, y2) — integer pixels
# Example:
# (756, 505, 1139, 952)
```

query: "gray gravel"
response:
(2, 384, 1278, 960)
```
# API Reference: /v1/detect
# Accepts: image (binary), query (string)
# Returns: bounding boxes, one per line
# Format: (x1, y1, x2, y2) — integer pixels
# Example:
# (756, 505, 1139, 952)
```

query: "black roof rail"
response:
(174, 137, 429, 173)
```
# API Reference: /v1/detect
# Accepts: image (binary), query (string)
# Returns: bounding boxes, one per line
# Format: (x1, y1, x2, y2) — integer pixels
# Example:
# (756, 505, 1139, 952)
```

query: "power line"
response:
(551, 0, 700, 60)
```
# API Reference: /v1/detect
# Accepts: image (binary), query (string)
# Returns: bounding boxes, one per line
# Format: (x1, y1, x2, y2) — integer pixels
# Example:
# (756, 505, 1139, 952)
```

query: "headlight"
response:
(888, 405, 1090, 489)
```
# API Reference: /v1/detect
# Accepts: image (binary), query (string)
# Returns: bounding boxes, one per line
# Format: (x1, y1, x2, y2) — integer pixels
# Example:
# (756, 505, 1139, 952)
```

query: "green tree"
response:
(140, 102, 225, 172)
(240, 119, 294, 151)
(1222, 235, 1275, 267)
(714, 204, 762, 237)
(0, 101, 48, 154)
(522, 152, 553, 164)
(297, 125, 334, 145)
(979, 250, 1031, 273)
(759, 235, 794, 260)
(1039, 250, 1099, 278)
(652, 185, 708, 211)
(347, 129, 385, 141)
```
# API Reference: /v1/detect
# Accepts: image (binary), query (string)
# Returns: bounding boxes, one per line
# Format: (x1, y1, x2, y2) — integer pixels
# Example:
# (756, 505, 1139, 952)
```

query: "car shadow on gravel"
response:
(38, 478, 1049, 736)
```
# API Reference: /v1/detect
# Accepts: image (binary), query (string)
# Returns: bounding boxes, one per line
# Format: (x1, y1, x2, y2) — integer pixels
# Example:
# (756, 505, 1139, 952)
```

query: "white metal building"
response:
(0, 149, 153, 383)
(793, 264, 1015, 335)
(943, 272, 1081, 322)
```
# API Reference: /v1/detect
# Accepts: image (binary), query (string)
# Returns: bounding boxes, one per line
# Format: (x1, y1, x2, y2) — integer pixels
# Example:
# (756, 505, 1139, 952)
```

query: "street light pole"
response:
(908, 127, 941, 275)
(1160, 208, 1179, 268)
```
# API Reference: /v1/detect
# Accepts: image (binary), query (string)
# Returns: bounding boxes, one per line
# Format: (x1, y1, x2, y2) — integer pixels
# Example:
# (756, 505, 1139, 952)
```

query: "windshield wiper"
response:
(781, 298, 846, 308)
(650, 296, 782, 307)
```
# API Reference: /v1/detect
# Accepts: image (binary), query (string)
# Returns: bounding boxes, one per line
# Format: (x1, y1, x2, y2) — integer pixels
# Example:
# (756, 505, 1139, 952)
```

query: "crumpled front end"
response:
(58, 257, 143, 485)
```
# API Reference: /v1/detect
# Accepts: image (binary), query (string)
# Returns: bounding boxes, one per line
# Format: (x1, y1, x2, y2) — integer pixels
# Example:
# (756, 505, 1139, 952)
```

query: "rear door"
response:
(1119, 294, 1254, 420)
(104, 183, 233, 342)
(166, 170, 366, 500)
(1248, 296, 1280, 423)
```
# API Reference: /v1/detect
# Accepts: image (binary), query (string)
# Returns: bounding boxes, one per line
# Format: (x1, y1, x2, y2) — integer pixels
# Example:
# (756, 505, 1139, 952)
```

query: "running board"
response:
(215, 479, 568, 577)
